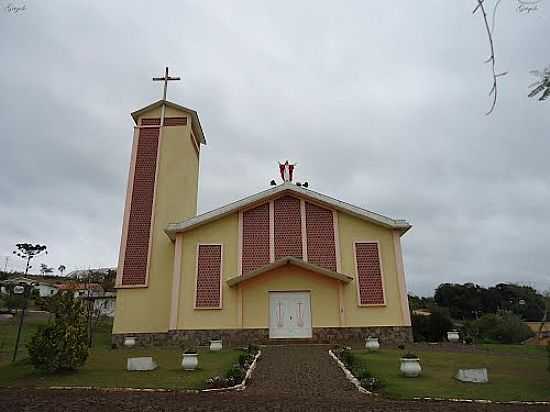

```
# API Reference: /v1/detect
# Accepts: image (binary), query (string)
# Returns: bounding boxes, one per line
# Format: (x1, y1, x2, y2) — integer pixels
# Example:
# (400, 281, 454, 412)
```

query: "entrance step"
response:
(265, 338, 320, 345)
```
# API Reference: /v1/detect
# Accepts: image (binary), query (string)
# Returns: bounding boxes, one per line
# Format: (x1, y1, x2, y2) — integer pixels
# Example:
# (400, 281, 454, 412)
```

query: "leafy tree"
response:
(12, 243, 47, 275)
(27, 291, 89, 372)
(58, 265, 66, 276)
(40, 264, 53, 277)
(434, 283, 484, 320)
(435, 282, 545, 321)
(412, 308, 454, 342)
(408, 294, 436, 311)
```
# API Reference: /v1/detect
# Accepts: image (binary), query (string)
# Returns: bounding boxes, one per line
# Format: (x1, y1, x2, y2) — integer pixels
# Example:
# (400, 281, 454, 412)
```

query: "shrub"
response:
(27, 292, 88, 373)
(340, 347, 355, 368)
(247, 344, 259, 355)
(471, 312, 534, 344)
(225, 364, 244, 384)
(360, 376, 384, 392)
(4, 295, 27, 311)
(412, 308, 454, 342)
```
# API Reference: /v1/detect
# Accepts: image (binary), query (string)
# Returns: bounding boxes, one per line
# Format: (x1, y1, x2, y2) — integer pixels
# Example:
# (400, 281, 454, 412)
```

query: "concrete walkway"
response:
(246, 345, 359, 399)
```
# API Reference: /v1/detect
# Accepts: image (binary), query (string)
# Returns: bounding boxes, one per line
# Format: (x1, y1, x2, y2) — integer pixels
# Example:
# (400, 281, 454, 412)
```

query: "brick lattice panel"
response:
(141, 117, 187, 126)
(274, 195, 303, 260)
(305, 202, 337, 271)
(164, 117, 187, 126)
(121, 126, 160, 285)
(242, 203, 270, 274)
(355, 242, 385, 305)
(195, 245, 222, 308)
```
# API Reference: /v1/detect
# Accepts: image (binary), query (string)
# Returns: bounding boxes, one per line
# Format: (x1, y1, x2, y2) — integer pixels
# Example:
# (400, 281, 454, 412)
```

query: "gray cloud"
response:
(1, 0, 549, 295)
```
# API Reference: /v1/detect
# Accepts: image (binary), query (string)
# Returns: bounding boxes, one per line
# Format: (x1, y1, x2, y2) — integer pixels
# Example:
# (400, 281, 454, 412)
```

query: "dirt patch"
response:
(1, 388, 548, 411)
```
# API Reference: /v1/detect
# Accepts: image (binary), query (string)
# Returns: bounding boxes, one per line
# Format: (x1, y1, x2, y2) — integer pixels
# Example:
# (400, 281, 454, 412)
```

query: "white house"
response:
(1, 276, 58, 297)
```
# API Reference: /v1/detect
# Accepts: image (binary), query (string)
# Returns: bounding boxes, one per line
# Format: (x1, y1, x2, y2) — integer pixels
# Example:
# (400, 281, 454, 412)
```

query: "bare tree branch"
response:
(473, 0, 507, 115)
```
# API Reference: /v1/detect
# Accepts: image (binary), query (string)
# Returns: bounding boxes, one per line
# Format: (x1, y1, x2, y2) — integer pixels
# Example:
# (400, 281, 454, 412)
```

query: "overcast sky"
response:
(1, 1, 548, 296)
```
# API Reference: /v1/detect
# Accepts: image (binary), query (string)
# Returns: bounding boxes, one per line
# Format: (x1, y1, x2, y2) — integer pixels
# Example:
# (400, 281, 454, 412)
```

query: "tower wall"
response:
(114, 104, 201, 334)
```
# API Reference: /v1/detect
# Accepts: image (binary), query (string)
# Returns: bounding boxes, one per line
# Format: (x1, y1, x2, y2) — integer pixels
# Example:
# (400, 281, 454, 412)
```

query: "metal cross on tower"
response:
(153, 67, 181, 101)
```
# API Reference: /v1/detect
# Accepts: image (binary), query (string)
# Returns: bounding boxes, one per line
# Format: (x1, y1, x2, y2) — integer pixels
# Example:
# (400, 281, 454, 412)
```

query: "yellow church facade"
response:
(112, 98, 413, 346)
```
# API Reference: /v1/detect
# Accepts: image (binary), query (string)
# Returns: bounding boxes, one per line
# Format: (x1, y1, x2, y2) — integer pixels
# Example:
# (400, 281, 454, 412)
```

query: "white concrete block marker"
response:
(127, 357, 158, 371)
(455, 368, 488, 383)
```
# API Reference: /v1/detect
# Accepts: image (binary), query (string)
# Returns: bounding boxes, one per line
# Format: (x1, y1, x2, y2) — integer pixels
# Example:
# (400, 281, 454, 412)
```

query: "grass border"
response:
(1, 350, 263, 394)
(328, 349, 550, 406)
(328, 349, 372, 395)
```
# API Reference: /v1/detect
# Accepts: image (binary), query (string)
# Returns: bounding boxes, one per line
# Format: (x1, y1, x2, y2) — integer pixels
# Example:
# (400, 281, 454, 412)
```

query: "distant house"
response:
(1, 276, 58, 297)
(56, 283, 104, 299)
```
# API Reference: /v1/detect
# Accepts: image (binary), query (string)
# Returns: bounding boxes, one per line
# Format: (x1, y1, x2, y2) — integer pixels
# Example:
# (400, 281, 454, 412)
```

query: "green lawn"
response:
(0, 314, 241, 390)
(353, 347, 550, 402)
(0, 311, 52, 365)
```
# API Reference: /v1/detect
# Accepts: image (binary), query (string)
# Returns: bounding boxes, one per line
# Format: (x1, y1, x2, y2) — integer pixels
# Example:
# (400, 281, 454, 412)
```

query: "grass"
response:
(0, 314, 241, 390)
(0, 311, 52, 365)
(353, 347, 550, 402)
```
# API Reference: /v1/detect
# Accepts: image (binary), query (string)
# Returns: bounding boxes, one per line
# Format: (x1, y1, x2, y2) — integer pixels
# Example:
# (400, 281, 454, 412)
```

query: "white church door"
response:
(269, 292, 312, 339)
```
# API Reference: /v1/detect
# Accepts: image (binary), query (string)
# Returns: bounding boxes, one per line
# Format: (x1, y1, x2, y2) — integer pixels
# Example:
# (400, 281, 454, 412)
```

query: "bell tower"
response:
(116, 68, 206, 290)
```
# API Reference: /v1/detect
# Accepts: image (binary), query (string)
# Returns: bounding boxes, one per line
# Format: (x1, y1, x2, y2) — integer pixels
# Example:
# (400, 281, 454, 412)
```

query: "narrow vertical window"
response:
(195, 244, 222, 308)
(355, 242, 385, 305)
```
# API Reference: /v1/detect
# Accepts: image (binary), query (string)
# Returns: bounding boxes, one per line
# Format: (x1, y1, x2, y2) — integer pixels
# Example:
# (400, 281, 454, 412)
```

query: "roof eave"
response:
(165, 183, 411, 240)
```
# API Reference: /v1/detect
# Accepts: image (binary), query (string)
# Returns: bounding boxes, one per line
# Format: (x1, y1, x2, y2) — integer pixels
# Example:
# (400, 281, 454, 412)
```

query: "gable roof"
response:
(131, 99, 206, 145)
(165, 182, 411, 240)
(226, 257, 353, 287)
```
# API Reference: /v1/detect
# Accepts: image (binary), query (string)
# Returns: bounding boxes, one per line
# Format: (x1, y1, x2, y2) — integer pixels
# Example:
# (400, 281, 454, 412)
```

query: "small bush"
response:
(360, 376, 384, 392)
(471, 312, 534, 344)
(247, 344, 259, 355)
(341, 348, 355, 368)
(4, 295, 27, 311)
(226, 365, 244, 384)
(27, 292, 88, 373)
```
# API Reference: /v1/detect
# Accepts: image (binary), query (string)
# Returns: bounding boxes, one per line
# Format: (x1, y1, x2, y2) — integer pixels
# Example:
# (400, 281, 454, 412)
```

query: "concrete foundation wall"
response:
(112, 326, 412, 347)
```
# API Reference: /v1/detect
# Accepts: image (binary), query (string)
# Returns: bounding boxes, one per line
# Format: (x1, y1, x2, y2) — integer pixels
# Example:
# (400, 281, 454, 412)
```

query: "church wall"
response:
(338, 213, 409, 327)
(113, 107, 199, 334)
(241, 265, 341, 328)
(176, 213, 240, 329)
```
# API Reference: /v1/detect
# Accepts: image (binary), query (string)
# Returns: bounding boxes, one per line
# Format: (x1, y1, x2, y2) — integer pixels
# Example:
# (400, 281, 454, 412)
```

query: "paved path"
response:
(0, 345, 548, 411)
(246, 345, 359, 399)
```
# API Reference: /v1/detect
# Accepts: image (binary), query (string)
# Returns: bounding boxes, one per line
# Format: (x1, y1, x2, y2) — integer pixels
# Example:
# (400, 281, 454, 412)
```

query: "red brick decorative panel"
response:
(274, 195, 302, 260)
(195, 245, 222, 308)
(242, 203, 270, 274)
(141, 117, 187, 126)
(164, 117, 187, 126)
(305, 202, 337, 271)
(121, 126, 160, 286)
(141, 118, 161, 126)
(355, 242, 385, 305)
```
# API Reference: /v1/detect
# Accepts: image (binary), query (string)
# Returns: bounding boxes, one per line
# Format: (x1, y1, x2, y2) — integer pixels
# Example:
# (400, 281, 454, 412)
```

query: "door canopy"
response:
(226, 256, 353, 287)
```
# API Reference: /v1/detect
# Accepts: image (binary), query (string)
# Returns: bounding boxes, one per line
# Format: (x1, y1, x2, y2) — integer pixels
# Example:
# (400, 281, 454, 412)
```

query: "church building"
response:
(112, 76, 413, 346)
